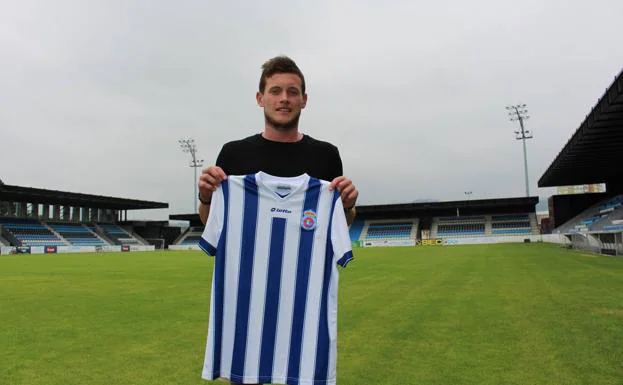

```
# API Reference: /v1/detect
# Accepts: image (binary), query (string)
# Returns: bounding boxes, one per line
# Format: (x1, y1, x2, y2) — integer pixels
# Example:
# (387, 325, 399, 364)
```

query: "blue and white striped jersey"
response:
(199, 171, 353, 385)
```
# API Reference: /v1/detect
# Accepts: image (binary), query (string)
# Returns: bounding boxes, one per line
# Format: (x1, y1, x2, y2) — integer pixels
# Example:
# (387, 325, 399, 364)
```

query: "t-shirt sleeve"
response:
(331, 193, 354, 267)
(199, 183, 225, 256)
(215, 143, 230, 174)
(330, 145, 344, 181)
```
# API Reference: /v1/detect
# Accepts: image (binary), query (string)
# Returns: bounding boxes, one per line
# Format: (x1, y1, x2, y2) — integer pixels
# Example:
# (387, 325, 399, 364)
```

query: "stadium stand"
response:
(365, 223, 413, 239)
(174, 226, 204, 246)
(437, 223, 485, 236)
(180, 234, 201, 245)
(430, 213, 537, 238)
(491, 214, 534, 235)
(0, 183, 169, 250)
(538, 68, 623, 255)
(98, 223, 145, 245)
(350, 212, 538, 242)
(47, 223, 109, 246)
(433, 215, 486, 237)
(350, 198, 539, 244)
(349, 219, 365, 242)
(553, 194, 623, 234)
(0, 218, 67, 246)
(85, 225, 111, 243)
(358, 220, 418, 241)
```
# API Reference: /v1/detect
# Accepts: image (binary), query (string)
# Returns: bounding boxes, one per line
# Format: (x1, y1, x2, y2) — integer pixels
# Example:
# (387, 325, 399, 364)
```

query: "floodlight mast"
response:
(178, 138, 204, 213)
(506, 104, 533, 197)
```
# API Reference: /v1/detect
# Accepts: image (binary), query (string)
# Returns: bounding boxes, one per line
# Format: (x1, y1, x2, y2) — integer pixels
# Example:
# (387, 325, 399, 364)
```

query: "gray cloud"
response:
(1, 0, 622, 219)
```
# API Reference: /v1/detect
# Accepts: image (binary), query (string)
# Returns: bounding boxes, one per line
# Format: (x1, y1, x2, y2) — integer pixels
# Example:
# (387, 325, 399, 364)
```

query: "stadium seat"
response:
(48, 223, 109, 246)
(0, 218, 67, 246)
(555, 194, 623, 234)
(490, 214, 535, 236)
(437, 223, 485, 236)
(434, 216, 487, 237)
(98, 223, 143, 245)
(365, 223, 413, 239)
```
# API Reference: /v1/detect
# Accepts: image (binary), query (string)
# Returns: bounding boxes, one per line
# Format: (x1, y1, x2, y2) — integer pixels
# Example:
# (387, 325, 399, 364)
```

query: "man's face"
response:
(257, 73, 307, 131)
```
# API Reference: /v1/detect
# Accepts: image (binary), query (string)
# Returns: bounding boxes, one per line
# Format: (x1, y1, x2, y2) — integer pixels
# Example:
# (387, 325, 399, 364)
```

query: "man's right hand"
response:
(198, 166, 228, 203)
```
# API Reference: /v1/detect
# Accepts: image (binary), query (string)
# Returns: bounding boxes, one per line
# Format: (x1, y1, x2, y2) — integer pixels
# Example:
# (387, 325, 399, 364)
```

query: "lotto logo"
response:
(271, 208, 292, 214)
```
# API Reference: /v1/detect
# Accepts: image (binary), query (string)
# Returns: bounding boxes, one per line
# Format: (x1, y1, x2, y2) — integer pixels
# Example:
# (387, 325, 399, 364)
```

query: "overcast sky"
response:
(1, 0, 622, 220)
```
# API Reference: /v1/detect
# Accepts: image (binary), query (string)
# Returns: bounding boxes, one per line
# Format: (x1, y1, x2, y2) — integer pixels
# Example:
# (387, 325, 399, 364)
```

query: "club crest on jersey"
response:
(300, 209, 317, 231)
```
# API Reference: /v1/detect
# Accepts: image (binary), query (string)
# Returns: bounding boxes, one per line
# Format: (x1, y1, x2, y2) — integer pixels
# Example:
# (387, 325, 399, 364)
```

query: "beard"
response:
(265, 110, 301, 132)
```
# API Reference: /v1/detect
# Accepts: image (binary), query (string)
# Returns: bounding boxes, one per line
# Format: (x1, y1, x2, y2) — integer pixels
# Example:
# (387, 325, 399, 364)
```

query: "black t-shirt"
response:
(216, 134, 343, 182)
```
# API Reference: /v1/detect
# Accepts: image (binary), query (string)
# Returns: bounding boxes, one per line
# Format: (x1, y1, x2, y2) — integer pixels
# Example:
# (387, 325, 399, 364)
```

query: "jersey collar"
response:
(255, 171, 311, 202)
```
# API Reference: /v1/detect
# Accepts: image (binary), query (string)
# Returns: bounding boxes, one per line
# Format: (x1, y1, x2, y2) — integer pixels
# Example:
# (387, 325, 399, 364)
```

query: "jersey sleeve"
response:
(331, 193, 354, 267)
(199, 184, 224, 256)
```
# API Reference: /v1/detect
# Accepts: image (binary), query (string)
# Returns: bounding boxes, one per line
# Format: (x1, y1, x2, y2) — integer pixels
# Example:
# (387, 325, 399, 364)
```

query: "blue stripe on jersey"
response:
(314, 189, 340, 381)
(198, 237, 216, 256)
(212, 180, 230, 378)
(230, 175, 260, 378)
(287, 177, 321, 383)
(337, 251, 354, 267)
(258, 217, 287, 383)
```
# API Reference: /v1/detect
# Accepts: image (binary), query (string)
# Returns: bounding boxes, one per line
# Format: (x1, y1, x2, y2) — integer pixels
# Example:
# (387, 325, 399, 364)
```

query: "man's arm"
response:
(198, 166, 227, 225)
(199, 201, 211, 225)
(345, 206, 357, 226)
(329, 176, 359, 226)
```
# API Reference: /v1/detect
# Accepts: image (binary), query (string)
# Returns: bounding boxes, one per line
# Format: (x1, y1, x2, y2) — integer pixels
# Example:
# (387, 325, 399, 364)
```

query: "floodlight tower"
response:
(506, 104, 533, 197)
(464, 191, 473, 200)
(179, 138, 204, 213)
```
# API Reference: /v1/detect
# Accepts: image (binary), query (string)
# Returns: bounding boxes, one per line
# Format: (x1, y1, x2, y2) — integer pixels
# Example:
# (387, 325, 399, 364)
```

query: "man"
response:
(197, 56, 358, 385)
(198, 56, 357, 226)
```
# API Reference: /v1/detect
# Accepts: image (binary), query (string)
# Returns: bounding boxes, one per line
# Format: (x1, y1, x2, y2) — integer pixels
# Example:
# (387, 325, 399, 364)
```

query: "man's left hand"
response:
(329, 176, 359, 210)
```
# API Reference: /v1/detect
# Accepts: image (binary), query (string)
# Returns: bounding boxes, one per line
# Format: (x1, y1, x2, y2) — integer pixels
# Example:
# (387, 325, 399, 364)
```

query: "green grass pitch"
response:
(1, 243, 622, 385)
